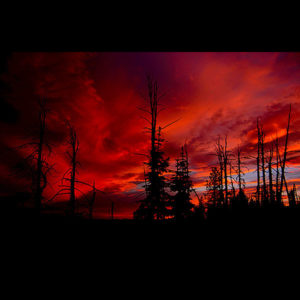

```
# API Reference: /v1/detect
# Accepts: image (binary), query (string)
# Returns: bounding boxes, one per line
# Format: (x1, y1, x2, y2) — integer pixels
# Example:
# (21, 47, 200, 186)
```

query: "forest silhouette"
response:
(1, 74, 300, 231)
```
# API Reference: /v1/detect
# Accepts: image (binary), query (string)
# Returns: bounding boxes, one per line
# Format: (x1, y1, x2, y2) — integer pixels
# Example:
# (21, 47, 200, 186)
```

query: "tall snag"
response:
(260, 127, 268, 205)
(134, 76, 171, 221)
(51, 123, 105, 217)
(87, 180, 105, 219)
(237, 146, 242, 192)
(84, 180, 105, 219)
(235, 146, 247, 207)
(223, 136, 229, 206)
(275, 136, 281, 203)
(279, 104, 291, 205)
(268, 143, 275, 205)
(215, 137, 224, 205)
(214, 136, 230, 206)
(51, 122, 80, 216)
(15, 99, 53, 213)
(229, 161, 236, 204)
(67, 123, 79, 215)
(35, 100, 46, 212)
(256, 118, 261, 206)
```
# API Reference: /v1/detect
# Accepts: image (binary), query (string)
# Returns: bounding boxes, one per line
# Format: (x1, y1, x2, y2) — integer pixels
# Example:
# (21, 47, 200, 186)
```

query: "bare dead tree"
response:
(229, 161, 236, 202)
(279, 104, 291, 204)
(232, 145, 249, 209)
(260, 126, 268, 205)
(283, 174, 290, 204)
(214, 136, 231, 207)
(268, 143, 275, 204)
(51, 174, 105, 218)
(35, 100, 47, 212)
(223, 136, 229, 206)
(67, 123, 79, 215)
(215, 137, 224, 204)
(14, 99, 54, 213)
(49, 122, 81, 216)
(80, 180, 106, 219)
(76, 180, 105, 219)
(275, 136, 281, 203)
(257, 118, 261, 205)
(237, 146, 244, 192)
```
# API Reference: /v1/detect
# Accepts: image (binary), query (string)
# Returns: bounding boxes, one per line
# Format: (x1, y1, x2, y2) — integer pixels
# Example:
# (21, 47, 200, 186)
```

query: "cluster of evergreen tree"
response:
(170, 145, 194, 221)
(134, 76, 195, 222)
(134, 78, 299, 223)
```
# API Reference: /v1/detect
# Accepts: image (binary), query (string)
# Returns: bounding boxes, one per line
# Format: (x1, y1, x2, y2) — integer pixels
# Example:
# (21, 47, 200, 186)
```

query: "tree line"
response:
(10, 76, 299, 223)
(133, 77, 298, 223)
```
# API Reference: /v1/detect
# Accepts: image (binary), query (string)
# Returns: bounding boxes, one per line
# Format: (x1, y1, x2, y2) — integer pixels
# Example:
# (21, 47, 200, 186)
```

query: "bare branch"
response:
(161, 118, 181, 130)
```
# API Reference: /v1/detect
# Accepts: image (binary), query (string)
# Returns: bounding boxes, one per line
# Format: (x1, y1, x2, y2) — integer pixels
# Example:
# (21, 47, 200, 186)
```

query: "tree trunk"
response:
(237, 146, 242, 192)
(261, 131, 268, 205)
(35, 106, 46, 213)
(257, 119, 261, 206)
(224, 137, 228, 206)
(276, 137, 280, 203)
(268, 146, 274, 205)
(89, 181, 96, 220)
(279, 104, 291, 205)
(70, 148, 76, 215)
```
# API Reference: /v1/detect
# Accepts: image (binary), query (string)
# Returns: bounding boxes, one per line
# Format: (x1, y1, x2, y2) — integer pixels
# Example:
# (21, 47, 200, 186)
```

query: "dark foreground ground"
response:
(1, 206, 300, 297)
(2, 206, 300, 243)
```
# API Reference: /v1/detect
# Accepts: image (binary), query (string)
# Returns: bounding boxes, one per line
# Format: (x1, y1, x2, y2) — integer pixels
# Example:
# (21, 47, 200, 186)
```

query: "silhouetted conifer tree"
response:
(192, 190, 205, 221)
(134, 76, 171, 221)
(170, 145, 194, 222)
(289, 184, 298, 207)
(206, 167, 222, 207)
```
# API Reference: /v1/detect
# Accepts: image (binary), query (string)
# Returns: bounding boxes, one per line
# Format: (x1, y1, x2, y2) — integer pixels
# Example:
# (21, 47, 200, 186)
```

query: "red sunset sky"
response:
(1, 52, 300, 218)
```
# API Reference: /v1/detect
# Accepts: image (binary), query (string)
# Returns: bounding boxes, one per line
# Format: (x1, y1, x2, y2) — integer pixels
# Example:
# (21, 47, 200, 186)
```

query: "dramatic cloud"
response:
(1, 52, 300, 217)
